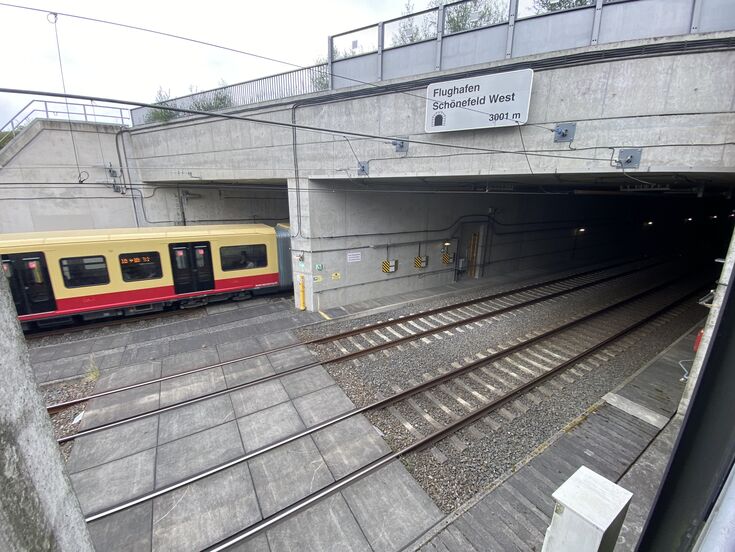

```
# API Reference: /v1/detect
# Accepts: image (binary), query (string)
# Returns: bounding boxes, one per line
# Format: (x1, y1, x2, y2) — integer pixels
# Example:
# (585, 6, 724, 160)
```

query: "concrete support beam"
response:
(542, 466, 632, 552)
(0, 275, 93, 551)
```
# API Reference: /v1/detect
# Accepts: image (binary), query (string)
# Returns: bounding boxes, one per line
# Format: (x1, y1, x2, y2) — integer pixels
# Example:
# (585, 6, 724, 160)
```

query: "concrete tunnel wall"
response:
(0, 120, 289, 232)
(292, 183, 715, 310)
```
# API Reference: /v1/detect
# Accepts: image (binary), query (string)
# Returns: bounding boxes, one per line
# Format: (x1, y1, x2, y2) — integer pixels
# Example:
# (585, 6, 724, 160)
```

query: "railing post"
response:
(690, 0, 704, 33)
(377, 22, 384, 81)
(83, 104, 88, 122)
(505, 0, 518, 59)
(44, 101, 49, 119)
(435, 5, 444, 71)
(590, 0, 604, 46)
(327, 35, 334, 90)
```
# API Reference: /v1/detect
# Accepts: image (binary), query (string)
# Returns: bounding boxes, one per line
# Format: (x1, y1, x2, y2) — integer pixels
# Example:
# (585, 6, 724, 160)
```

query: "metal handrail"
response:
(0, 99, 130, 149)
(129, 64, 329, 126)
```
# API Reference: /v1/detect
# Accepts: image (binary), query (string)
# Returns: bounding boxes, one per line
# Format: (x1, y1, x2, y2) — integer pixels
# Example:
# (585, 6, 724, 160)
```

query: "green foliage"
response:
(532, 0, 592, 14)
(391, 1, 436, 47)
(390, 0, 509, 47)
(190, 80, 234, 112)
(310, 58, 330, 91)
(0, 130, 15, 150)
(144, 87, 179, 124)
(442, 0, 508, 33)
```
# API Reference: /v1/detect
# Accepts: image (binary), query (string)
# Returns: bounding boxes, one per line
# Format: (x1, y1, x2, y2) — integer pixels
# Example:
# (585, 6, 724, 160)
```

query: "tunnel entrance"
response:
(297, 173, 734, 311)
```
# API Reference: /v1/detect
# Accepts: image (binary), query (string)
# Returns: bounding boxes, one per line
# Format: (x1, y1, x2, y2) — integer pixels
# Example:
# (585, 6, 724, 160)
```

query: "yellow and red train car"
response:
(0, 223, 292, 329)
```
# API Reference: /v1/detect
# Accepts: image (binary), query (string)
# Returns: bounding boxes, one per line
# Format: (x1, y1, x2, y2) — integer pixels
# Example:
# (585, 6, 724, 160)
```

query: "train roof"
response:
(0, 224, 278, 247)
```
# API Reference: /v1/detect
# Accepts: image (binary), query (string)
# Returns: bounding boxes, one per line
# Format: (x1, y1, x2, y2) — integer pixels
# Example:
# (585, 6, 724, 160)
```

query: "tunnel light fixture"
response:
(644, 221, 654, 226)
(443, 241, 451, 247)
(574, 227, 586, 236)
(685, 217, 693, 222)
(710, 215, 718, 220)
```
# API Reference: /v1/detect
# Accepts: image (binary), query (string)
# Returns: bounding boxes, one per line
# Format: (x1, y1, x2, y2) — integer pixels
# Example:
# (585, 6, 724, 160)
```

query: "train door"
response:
(1, 252, 56, 315)
(168, 242, 215, 294)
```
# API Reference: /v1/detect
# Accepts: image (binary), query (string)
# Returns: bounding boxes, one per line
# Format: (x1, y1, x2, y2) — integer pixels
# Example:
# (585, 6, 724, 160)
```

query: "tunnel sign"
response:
(425, 69, 533, 133)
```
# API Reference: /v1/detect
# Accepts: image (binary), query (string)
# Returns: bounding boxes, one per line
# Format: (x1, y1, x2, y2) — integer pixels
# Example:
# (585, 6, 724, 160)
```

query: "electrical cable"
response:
(48, 12, 86, 183)
(0, 1, 559, 129)
(0, 87, 615, 163)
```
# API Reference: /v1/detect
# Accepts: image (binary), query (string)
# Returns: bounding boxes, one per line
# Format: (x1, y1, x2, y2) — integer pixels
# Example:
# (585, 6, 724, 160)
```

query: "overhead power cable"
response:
(0, 87, 612, 163)
(0, 1, 555, 130)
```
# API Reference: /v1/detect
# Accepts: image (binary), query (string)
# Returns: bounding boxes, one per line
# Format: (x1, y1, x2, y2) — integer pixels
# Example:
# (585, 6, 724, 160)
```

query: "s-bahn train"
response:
(0, 223, 293, 330)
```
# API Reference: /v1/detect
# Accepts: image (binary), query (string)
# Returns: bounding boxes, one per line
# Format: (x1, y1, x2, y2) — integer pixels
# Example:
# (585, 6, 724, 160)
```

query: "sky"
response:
(0, 0, 436, 125)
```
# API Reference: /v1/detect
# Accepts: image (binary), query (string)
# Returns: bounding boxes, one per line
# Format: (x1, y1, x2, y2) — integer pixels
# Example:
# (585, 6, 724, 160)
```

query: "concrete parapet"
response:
(0, 275, 93, 551)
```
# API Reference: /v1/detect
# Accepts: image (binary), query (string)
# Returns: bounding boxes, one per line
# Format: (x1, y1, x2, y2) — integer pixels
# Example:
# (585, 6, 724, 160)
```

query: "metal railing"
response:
(130, 64, 330, 126)
(0, 100, 130, 149)
(330, 0, 596, 60)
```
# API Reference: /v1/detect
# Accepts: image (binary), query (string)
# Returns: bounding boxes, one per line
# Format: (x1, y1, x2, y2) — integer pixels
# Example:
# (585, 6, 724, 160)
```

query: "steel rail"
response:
(84, 274, 694, 523)
(59, 262, 661, 442)
(48, 258, 651, 413)
(202, 286, 702, 551)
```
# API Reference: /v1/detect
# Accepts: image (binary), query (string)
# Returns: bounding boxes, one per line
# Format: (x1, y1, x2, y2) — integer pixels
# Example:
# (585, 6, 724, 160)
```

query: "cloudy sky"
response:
(0, 0, 437, 124)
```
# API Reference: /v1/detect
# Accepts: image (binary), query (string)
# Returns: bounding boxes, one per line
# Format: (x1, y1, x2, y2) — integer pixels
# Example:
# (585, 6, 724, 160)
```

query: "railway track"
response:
(81, 271, 704, 550)
(48, 258, 657, 415)
(51, 259, 667, 440)
(27, 291, 294, 340)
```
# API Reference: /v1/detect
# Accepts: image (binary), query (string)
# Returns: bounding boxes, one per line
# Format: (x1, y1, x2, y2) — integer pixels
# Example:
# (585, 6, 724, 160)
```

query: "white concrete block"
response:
(542, 466, 633, 552)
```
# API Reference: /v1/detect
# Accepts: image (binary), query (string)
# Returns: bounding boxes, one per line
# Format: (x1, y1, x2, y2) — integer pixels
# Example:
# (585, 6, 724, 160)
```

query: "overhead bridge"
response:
(0, 0, 734, 312)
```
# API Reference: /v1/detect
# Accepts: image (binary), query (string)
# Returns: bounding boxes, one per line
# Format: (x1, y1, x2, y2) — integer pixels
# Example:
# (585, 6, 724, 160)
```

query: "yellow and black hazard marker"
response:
(414, 256, 428, 268)
(382, 259, 398, 273)
(442, 252, 455, 264)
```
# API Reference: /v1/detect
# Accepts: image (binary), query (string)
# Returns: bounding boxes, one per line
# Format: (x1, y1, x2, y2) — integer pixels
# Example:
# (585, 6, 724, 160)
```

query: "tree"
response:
(144, 87, 179, 124)
(309, 58, 330, 91)
(441, 0, 507, 33)
(190, 80, 234, 112)
(531, 0, 591, 15)
(390, 0, 509, 47)
(391, 1, 436, 47)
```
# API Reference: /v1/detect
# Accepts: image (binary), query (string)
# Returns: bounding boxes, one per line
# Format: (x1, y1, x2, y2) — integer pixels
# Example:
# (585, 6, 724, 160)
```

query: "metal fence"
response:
(0, 100, 130, 149)
(127, 0, 728, 127)
(130, 64, 330, 126)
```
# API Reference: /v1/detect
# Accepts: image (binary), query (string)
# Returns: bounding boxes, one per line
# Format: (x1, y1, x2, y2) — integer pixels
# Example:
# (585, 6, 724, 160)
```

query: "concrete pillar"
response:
(678, 226, 735, 415)
(542, 466, 633, 552)
(0, 275, 93, 550)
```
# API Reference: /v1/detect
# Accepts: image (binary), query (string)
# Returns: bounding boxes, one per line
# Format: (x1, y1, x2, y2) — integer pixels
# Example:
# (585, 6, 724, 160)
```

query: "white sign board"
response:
(425, 69, 533, 133)
(346, 251, 362, 263)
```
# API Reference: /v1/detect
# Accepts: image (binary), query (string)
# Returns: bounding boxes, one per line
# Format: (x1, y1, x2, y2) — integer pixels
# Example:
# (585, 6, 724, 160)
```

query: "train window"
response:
(60, 256, 110, 288)
(119, 252, 163, 282)
(220, 244, 268, 271)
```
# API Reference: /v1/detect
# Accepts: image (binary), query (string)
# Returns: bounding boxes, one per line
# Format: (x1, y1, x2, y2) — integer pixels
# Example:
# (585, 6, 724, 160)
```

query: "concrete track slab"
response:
(312, 416, 390, 479)
(223, 355, 275, 388)
(155, 420, 245, 489)
(266, 494, 372, 552)
(249, 437, 335, 518)
(237, 401, 306, 454)
(68, 416, 159, 474)
(229, 379, 290, 418)
(80, 382, 160, 430)
(161, 348, 220, 377)
(157, 395, 234, 445)
(159, 366, 226, 407)
(280, 365, 333, 399)
(257, 331, 300, 349)
(94, 360, 161, 392)
(217, 338, 264, 362)
(151, 462, 261, 552)
(70, 448, 156, 515)
(88, 502, 152, 552)
(267, 345, 317, 373)
(342, 460, 443, 552)
(293, 385, 355, 427)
